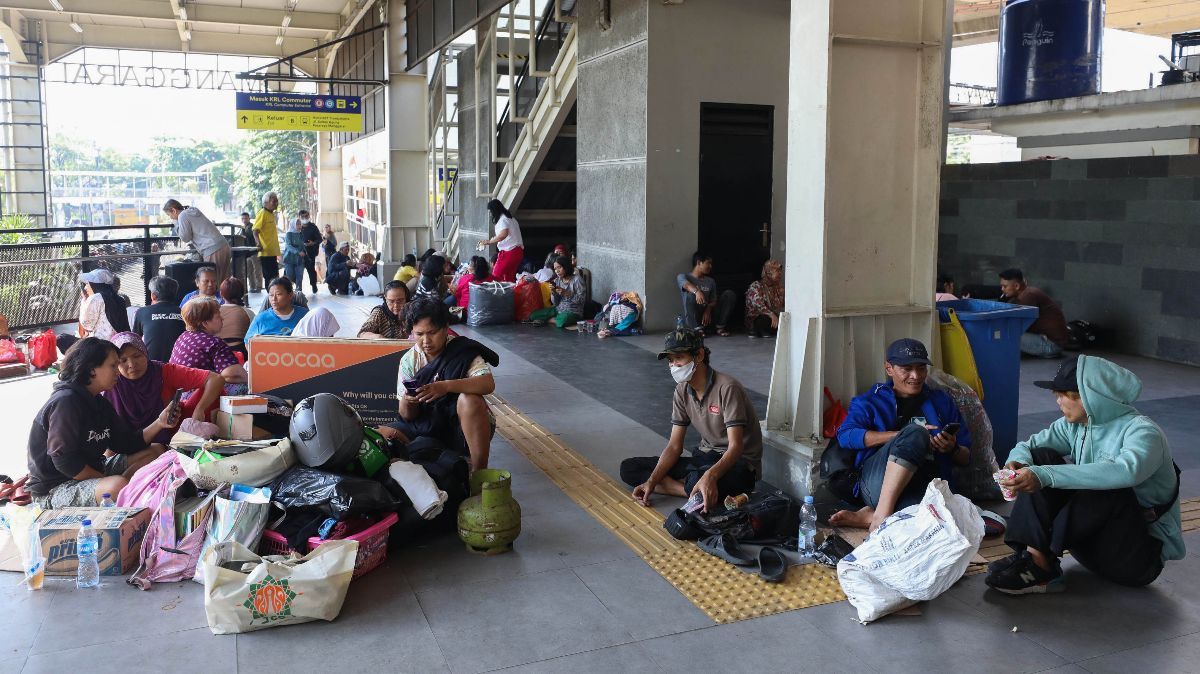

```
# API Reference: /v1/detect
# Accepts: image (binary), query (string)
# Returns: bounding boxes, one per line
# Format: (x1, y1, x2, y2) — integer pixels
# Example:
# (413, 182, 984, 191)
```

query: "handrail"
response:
(494, 0, 566, 138)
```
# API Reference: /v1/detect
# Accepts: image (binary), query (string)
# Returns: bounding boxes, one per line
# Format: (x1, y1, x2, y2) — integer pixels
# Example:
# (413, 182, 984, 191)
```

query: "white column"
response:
(315, 132, 343, 231)
(762, 0, 948, 497)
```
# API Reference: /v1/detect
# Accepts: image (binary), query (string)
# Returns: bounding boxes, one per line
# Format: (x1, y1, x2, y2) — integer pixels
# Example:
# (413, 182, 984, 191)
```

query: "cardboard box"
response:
(0, 507, 150, 576)
(249, 336, 413, 426)
(219, 394, 268, 415)
(214, 409, 255, 440)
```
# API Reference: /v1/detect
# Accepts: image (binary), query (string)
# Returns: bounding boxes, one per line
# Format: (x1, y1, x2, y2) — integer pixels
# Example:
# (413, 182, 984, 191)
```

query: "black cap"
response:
(658, 327, 704, 360)
(1034, 357, 1079, 392)
(885, 338, 931, 366)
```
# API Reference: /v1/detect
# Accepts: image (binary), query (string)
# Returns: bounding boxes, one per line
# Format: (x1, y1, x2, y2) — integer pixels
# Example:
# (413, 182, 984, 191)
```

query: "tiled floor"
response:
(2, 292, 1198, 673)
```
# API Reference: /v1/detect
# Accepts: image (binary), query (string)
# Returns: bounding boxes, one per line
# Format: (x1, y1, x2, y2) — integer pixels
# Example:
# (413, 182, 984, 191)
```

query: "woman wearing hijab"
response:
(245, 277, 310, 340)
(57, 269, 131, 354)
(359, 281, 411, 339)
(326, 241, 353, 295)
(744, 259, 784, 338)
(292, 307, 341, 338)
(282, 218, 307, 293)
(104, 332, 225, 445)
(170, 298, 248, 393)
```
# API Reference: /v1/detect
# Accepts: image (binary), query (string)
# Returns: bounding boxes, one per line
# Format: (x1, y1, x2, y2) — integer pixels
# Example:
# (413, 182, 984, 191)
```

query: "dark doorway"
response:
(698, 103, 774, 307)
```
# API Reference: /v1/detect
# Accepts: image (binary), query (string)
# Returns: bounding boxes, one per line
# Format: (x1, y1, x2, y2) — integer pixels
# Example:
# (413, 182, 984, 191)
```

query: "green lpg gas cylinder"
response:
(457, 468, 522, 555)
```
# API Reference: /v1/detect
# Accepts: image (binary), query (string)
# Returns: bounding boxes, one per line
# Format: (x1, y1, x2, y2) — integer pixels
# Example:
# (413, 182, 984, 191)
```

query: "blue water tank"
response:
(997, 0, 1104, 106)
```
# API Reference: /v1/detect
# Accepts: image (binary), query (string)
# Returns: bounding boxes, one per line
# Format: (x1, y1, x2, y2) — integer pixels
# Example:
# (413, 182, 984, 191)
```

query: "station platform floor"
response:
(2, 290, 1199, 674)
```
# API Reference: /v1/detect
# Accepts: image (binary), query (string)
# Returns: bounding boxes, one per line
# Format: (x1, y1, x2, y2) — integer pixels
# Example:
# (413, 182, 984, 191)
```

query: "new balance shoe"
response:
(985, 553, 1064, 595)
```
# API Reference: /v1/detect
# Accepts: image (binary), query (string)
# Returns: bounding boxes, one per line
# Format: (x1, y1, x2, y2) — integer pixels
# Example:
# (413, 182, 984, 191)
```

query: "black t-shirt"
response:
(894, 393, 927, 430)
(301, 222, 322, 257)
(26, 382, 148, 495)
(134, 301, 186, 362)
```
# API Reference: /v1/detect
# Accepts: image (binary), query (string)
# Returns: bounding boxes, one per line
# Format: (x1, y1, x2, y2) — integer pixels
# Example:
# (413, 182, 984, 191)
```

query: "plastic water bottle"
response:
(76, 519, 100, 589)
(100, 493, 115, 508)
(799, 495, 818, 556)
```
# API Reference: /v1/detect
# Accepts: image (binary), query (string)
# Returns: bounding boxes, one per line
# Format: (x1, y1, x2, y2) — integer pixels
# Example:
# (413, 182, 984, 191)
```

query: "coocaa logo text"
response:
(254, 352, 336, 368)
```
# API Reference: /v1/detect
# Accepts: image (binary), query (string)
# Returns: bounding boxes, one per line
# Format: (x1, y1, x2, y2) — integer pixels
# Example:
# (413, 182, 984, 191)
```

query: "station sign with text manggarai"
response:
(235, 92, 363, 133)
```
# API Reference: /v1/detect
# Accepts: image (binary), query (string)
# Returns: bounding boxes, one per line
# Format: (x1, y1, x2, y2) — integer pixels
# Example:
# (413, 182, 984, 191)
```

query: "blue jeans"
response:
(284, 260, 305, 292)
(857, 424, 936, 512)
(1021, 332, 1063, 358)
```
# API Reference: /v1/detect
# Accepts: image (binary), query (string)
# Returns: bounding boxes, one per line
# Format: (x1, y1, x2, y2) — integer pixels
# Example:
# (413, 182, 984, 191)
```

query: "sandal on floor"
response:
(717, 328, 731, 337)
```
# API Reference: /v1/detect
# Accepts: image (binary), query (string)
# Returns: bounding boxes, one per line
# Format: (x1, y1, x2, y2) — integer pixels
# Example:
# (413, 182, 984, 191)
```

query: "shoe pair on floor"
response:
(697, 533, 788, 583)
(985, 549, 1065, 595)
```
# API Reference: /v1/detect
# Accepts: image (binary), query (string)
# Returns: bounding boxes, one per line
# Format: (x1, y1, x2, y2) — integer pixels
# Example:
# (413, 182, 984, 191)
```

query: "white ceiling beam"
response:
(43, 22, 319, 67)
(0, 0, 340, 34)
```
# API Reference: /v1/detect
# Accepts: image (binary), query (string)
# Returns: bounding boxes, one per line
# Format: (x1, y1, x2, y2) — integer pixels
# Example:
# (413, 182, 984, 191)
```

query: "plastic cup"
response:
(993, 469, 1018, 501)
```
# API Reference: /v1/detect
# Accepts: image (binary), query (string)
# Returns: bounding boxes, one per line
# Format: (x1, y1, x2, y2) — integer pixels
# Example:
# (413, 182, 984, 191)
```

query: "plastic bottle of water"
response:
(100, 493, 115, 508)
(799, 495, 818, 556)
(76, 519, 100, 589)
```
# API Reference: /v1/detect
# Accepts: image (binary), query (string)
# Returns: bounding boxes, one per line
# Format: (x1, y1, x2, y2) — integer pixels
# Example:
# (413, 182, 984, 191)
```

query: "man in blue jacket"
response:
(835, 338, 974, 527)
(987, 356, 1184, 594)
(830, 338, 972, 532)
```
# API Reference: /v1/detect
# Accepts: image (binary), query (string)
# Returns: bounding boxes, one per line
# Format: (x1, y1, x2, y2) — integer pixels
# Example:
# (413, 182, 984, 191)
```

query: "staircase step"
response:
(535, 170, 576, 183)
(520, 209, 577, 221)
(558, 125, 577, 137)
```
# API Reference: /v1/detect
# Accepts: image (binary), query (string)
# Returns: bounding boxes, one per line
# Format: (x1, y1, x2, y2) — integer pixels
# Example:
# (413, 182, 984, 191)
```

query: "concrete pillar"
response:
(315, 132, 342, 231)
(0, 23, 50, 227)
(455, 45, 496, 259)
(761, 0, 948, 497)
(382, 2, 432, 275)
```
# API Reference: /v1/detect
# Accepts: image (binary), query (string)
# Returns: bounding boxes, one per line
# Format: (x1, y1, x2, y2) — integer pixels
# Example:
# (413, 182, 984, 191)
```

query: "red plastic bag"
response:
(822, 387, 848, 439)
(28, 329, 57, 369)
(0, 338, 23, 364)
(513, 280, 545, 322)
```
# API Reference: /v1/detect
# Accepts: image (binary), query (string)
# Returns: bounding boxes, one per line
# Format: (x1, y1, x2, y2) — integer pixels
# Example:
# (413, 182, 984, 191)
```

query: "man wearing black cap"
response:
(830, 338, 972, 532)
(620, 328, 762, 512)
(986, 355, 1184, 595)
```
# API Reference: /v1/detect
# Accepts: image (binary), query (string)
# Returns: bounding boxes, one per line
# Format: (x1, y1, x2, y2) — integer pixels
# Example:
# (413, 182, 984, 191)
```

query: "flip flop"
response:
(758, 546, 788, 583)
(697, 533, 756, 566)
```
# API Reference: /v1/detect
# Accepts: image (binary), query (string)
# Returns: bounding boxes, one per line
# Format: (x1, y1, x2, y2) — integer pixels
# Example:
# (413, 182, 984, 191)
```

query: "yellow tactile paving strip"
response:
(488, 395, 847, 624)
(490, 395, 1200, 620)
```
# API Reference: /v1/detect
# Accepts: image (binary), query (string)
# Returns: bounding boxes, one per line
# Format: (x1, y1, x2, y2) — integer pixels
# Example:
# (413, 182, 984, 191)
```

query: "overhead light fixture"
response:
(275, 34, 284, 45)
(48, 0, 64, 11)
(69, 21, 83, 32)
(281, 15, 292, 28)
(183, 29, 192, 41)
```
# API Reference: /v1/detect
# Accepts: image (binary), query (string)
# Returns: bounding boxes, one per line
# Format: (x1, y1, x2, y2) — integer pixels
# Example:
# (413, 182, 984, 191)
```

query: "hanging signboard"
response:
(235, 92, 363, 133)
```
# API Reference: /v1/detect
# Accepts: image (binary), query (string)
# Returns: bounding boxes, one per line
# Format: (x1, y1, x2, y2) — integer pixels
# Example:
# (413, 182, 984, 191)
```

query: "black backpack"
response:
(664, 489, 800, 544)
(817, 437, 866, 507)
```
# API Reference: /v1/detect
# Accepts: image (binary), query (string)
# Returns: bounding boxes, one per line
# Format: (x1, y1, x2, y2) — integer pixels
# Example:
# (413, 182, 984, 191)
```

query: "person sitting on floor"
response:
(58, 269, 130, 354)
(829, 338, 972, 532)
(393, 254, 419, 284)
(596, 292, 643, 338)
(529, 255, 586, 329)
(26, 338, 171, 507)
(985, 356, 1184, 595)
(179, 265, 226, 306)
(133, 276, 185, 362)
(245, 277, 310, 341)
(326, 242, 353, 295)
(453, 256, 496, 307)
(413, 255, 448, 302)
(677, 251, 737, 337)
(170, 298, 248, 394)
(744, 259, 784, 339)
(292, 307, 341, 338)
(105, 332, 225, 445)
(350, 252, 379, 296)
(999, 268, 1068, 359)
(621, 327, 762, 512)
(377, 298, 498, 471)
(359, 281, 411, 339)
(217, 277, 255, 357)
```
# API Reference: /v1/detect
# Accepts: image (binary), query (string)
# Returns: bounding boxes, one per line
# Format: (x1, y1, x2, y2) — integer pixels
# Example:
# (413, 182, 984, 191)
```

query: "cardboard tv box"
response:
(0, 507, 150, 576)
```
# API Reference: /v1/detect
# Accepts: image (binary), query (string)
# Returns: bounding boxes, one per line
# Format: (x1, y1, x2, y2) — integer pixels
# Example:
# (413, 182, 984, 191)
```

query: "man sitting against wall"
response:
(829, 338, 972, 532)
(999, 268, 1068, 359)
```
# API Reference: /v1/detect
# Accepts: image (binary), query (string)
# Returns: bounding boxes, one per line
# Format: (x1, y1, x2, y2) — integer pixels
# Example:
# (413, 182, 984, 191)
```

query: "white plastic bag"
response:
(836, 479, 984, 623)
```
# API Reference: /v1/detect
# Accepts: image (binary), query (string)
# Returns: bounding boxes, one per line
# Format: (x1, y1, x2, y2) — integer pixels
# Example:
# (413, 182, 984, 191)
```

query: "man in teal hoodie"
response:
(986, 356, 1184, 595)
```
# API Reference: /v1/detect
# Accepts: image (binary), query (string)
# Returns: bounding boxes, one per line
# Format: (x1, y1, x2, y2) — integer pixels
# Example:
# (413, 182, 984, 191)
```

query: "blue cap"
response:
(886, 338, 931, 366)
(81, 519, 92, 526)
(804, 495, 814, 504)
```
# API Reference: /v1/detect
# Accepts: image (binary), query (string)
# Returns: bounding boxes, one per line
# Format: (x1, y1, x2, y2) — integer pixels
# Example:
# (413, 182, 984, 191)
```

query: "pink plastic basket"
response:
(259, 512, 399, 578)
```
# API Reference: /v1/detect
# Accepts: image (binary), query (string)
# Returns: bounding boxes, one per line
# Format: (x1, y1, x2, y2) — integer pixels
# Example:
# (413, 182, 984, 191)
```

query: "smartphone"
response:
(166, 388, 184, 425)
(940, 422, 961, 436)
(402, 379, 421, 397)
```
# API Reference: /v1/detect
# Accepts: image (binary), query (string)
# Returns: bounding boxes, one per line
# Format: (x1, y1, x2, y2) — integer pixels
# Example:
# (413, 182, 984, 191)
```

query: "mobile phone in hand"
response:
(940, 422, 961, 436)
(166, 388, 184, 425)
(403, 379, 421, 397)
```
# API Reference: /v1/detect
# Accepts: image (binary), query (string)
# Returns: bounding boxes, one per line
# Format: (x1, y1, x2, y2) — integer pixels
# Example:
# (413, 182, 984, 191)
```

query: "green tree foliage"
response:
(145, 137, 226, 172)
(232, 130, 316, 220)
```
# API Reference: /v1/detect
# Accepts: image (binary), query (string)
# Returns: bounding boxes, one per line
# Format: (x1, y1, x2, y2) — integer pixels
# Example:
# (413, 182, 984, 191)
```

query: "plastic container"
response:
(799, 495, 818, 556)
(997, 0, 1104, 105)
(100, 493, 115, 508)
(258, 512, 399, 578)
(76, 519, 99, 589)
(937, 299, 1038, 463)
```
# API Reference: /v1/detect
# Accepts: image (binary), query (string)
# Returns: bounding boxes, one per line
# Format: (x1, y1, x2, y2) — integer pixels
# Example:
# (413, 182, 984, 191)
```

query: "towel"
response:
(388, 460, 448, 520)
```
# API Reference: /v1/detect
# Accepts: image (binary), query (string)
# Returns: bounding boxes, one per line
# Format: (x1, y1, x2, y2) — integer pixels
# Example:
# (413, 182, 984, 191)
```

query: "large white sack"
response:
(836, 479, 985, 623)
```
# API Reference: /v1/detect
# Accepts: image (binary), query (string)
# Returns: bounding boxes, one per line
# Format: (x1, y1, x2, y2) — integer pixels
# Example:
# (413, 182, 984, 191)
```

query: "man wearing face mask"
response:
(620, 328, 761, 512)
(829, 338, 972, 533)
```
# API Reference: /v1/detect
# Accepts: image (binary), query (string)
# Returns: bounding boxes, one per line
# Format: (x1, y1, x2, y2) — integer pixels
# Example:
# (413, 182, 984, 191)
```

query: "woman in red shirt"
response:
(104, 332, 225, 444)
(453, 256, 496, 307)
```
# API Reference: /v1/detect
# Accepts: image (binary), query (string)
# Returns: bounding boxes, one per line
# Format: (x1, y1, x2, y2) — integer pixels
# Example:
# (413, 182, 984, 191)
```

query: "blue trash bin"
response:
(937, 299, 1038, 464)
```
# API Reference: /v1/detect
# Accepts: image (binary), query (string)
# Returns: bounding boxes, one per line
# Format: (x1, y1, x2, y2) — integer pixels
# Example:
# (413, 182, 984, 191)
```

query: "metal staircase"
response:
(0, 34, 51, 228)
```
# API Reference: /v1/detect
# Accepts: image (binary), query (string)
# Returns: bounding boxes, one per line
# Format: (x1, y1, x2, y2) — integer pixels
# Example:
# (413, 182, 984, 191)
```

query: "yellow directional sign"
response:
(235, 92, 362, 133)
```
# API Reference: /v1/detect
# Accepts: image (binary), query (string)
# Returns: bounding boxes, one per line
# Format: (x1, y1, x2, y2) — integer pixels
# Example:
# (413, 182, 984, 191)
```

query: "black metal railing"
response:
(949, 83, 997, 107)
(0, 223, 244, 331)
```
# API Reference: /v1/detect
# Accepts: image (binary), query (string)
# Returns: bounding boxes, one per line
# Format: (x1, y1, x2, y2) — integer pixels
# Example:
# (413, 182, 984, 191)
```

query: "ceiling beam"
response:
(43, 22, 319, 69)
(0, 0, 340, 34)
